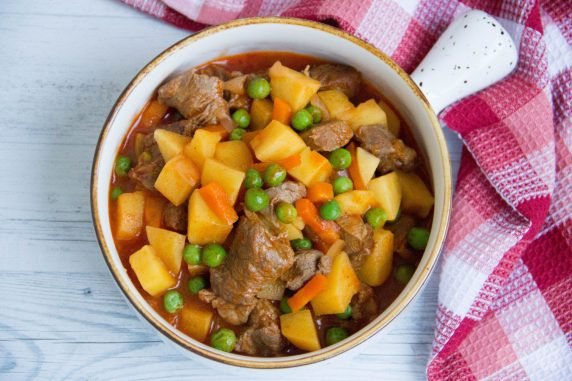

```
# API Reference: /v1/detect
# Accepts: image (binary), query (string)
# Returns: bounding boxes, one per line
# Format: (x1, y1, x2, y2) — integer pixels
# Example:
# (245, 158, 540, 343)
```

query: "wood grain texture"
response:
(0, 0, 463, 380)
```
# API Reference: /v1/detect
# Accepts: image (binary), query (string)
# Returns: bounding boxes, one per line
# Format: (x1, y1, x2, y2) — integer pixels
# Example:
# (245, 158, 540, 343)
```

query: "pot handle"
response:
(410, 10, 518, 114)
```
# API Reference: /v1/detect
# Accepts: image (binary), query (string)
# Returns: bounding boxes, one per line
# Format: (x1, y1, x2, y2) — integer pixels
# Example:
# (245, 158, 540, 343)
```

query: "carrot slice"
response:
(287, 273, 328, 312)
(307, 182, 334, 203)
(199, 182, 239, 225)
(295, 198, 340, 244)
(272, 97, 292, 125)
(202, 124, 229, 139)
(144, 196, 166, 228)
(277, 153, 302, 171)
(140, 100, 169, 129)
(347, 143, 365, 190)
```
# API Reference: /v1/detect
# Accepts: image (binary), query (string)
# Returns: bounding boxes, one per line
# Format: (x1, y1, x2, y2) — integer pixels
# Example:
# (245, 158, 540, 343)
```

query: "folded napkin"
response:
(122, 0, 572, 378)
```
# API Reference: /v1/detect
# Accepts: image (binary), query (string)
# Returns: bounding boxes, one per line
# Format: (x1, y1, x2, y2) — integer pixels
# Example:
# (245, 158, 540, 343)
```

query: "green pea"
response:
(263, 163, 287, 187)
(210, 328, 237, 353)
(244, 188, 269, 212)
(333, 177, 353, 195)
(114, 155, 132, 177)
(291, 109, 313, 131)
(163, 290, 184, 313)
(394, 264, 415, 284)
(305, 105, 322, 124)
(365, 208, 387, 229)
(291, 238, 313, 250)
(229, 128, 246, 141)
(326, 327, 349, 346)
(202, 243, 227, 268)
(188, 276, 207, 294)
(279, 297, 292, 314)
(231, 109, 250, 128)
(407, 227, 430, 250)
(244, 168, 263, 189)
(275, 202, 297, 224)
(336, 305, 352, 320)
(110, 186, 123, 200)
(183, 244, 202, 265)
(247, 77, 271, 99)
(328, 148, 352, 170)
(319, 200, 342, 221)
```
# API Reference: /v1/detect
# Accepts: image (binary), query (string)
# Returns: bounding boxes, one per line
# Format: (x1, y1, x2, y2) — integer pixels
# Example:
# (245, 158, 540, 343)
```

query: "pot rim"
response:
(91, 16, 452, 369)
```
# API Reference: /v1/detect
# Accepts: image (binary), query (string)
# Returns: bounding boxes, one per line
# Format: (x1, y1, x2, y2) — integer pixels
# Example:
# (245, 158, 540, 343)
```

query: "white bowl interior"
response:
(94, 20, 449, 367)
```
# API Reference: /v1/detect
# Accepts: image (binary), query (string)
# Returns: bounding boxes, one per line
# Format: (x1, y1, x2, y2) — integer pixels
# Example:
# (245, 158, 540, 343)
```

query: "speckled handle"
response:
(411, 10, 518, 114)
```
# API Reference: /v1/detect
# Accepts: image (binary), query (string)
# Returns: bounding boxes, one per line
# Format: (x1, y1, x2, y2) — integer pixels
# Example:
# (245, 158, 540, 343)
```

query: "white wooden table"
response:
(0, 1, 462, 379)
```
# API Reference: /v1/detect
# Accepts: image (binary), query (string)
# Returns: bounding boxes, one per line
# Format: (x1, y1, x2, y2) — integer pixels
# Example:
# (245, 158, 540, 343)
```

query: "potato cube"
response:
(334, 190, 376, 216)
(180, 301, 214, 342)
(188, 190, 233, 245)
(250, 98, 273, 130)
(317, 90, 355, 118)
(155, 154, 200, 206)
(214, 141, 253, 172)
(129, 245, 176, 296)
(146, 226, 186, 274)
(201, 158, 245, 205)
(269, 61, 321, 112)
(115, 191, 145, 240)
(356, 147, 380, 187)
(184, 129, 222, 169)
(154, 129, 191, 162)
(311, 251, 360, 315)
(359, 229, 394, 286)
(368, 172, 402, 220)
(287, 148, 332, 187)
(283, 223, 303, 240)
(339, 99, 387, 131)
(396, 171, 434, 218)
(280, 310, 321, 352)
(250, 120, 307, 162)
(378, 99, 400, 136)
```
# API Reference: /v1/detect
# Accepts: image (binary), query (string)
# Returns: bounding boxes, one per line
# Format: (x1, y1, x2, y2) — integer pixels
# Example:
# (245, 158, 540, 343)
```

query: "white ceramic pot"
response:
(91, 11, 516, 372)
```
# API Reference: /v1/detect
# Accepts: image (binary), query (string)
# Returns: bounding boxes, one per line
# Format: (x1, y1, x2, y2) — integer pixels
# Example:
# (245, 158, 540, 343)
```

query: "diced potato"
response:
(356, 147, 380, 187)
(146, 226, 186, 274)
(250, 120, 307, 162)
(201, 158, 245, 205)
(144, 196, 165, 228)
(280, 310, 321, 352)
(317, 90, 355, 118)
(339, 99, 387, 131)
(396, 171, 434, 218)
(155, 154, 200, 206)
(187, 190, 233, 245)
(115, 191, 145, 240)
(154, 129, 192, 162)
(335, 190, 376, 216)
(368, 172, 402, 220)
(283, 222, 303, 240)
(214, 141, 253, 172)
(184, 129, 222, 169)
(180, 301, 214, 342)
(250, 98, 273, 130)
(379, 99, 400, 136)
(287, 148, 332, 187)
(359, 229, 394, 286)
(269, 61, 321, 112)
(311, 251, 361, 315)
(129, 245, 176, 296)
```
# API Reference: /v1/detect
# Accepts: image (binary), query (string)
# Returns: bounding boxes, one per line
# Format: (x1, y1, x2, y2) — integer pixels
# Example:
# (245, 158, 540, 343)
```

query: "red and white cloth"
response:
(121, 0, 572, 379)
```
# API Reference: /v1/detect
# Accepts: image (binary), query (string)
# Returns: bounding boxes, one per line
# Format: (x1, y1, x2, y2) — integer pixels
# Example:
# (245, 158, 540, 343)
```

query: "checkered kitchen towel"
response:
(121, 0, 572, 379)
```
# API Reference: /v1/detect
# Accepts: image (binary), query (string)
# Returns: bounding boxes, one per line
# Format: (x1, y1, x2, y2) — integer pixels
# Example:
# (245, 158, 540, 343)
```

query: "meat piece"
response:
(266, 181, 307, 204)
(228, 93, 251, 110)
(206, 211, 295, 324)
(355, 124, 417, 174)
(337, 215, 373, 256)
(282, 250, 332, 291)
(351, 283, 378, 323)
(160, 118, 203, 137)
(198, 289, 255, 326)
(386, 214, 418, 263)
(309, 64, 361, 98)
(236, 299, 284, 356)
(158, 70, 228, 128)
(300, 120, 353, 152)
(128, 157, 164, 191)
(163, 203, 187, 232)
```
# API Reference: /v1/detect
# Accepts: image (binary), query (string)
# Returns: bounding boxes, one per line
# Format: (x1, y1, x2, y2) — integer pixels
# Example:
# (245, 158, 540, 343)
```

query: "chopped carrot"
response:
(202, 124, 229, 139)
(144, 195, 166, 228)
(347, 143, 365, 190)
(199, 182, 239, 225)
(251, 162, 271, 172)
(295, 198, 340, 244)
(277, 153, 302, 171)
(287, 273, 328, 312)
(140, 100, 169, 129)
(272, 98, 292, 125)
(243, 130, 261, 147)
(307, 182, 334, 203)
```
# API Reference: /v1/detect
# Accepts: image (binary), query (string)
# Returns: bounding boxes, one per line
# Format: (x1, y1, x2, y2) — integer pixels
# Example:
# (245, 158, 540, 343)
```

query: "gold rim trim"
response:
(91, 16, 452, 369)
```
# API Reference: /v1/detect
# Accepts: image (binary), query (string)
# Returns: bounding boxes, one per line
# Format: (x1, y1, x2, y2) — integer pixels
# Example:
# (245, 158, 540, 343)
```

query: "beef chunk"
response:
(224, 74, 252, 110)
(309, 64, 361, 98)
(337, 215, 373, 270)
(198, 289, 256, 326)
(355, 124, 417, 174)
(163, 203, 187, 233)
(236, 299, 284, 356)
(386, 214, 418, 263)
(281, 250, 332, 291)
(128, 157, 164, 191)
(266, 181, 307, 204)
(351, 283, 378, 323)
(300, 120, 353, 152)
